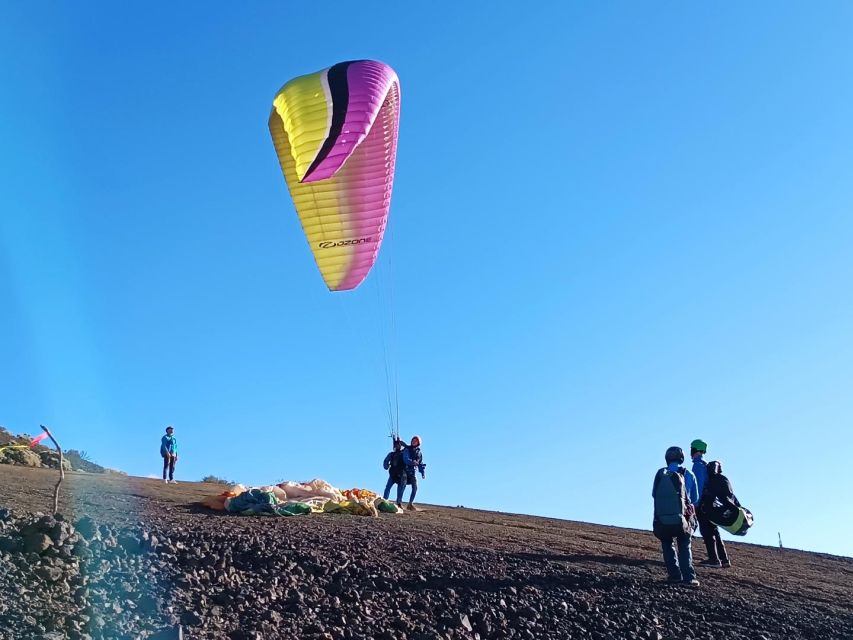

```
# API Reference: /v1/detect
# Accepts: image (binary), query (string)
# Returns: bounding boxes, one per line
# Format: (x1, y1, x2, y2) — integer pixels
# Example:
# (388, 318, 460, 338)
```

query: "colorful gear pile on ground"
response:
(200, 479, 400, 517)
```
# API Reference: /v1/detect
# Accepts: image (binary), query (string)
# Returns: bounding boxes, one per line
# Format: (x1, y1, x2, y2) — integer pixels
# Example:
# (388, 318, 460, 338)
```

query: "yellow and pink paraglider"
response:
(269, 60, 401, 291)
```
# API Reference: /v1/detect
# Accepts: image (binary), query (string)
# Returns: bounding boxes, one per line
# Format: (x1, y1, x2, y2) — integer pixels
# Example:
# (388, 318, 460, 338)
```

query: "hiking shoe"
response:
(666, 576, 682, 584)
(163, 479, 168, 484)
(722, 560, 732, 568)
(682, 579, 700, 588)
(395, 502, 403, 509)
(406, 504, 418, 512)
(699, 559, 722, 568)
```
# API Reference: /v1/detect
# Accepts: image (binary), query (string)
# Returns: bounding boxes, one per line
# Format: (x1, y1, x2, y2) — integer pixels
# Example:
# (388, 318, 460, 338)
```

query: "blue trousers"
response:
(660, 531, 696, 581)
(383, 472, 405, 501)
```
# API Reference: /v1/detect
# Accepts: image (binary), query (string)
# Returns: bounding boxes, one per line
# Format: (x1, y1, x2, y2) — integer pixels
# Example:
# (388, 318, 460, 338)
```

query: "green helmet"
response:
(690, 438, 707, 453)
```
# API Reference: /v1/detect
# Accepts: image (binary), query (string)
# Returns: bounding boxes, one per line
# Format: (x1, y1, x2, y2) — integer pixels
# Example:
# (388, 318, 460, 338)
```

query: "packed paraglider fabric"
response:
(203, 479, 401, 518)
(269, 60, 401, 292)
(323, 499, 378, 517)
(225, 489, 283, 515)
(277, 479, 344, 502)
(200, 484, 247, 511)
(342, 488, 378, 501)
(709, 506, 754, 536)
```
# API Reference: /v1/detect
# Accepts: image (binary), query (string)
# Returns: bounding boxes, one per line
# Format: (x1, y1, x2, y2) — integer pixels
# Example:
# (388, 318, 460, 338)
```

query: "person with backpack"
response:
(652, 446, 700, 587)
(699, 460, 745, 561)
(160, 426, 178, 483)
(690, 438, 720, 567)
(400, 435, 426, 511)
(382, 438, 406, 502)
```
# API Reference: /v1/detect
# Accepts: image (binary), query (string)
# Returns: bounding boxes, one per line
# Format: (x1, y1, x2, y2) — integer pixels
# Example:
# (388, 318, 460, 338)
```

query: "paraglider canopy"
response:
(268, 60, 401, 291)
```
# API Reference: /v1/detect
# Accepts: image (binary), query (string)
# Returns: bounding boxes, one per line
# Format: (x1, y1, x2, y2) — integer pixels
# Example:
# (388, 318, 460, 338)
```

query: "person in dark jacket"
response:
(160, 426, 178, 483)
(399, 435, 426, 511)
(698, 460, 738, 568)
(382, 439, 406, 501)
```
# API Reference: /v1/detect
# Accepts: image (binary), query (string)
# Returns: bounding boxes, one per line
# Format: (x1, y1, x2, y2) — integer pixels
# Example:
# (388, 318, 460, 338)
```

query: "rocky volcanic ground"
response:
(0, 466, 851, 640)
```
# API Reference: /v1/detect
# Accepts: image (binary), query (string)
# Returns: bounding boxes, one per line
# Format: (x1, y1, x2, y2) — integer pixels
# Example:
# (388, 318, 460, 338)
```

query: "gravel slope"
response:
(0, 466, 850, 640)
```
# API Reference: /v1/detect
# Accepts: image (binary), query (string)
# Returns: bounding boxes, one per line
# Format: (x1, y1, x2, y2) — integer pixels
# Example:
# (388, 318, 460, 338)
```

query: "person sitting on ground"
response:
(699, 460, 739, 568)
(652, 446, 700, 587)
(382, 438, 406, 502)
(160, 426, 178, 484)
(399, 435, 426, 511)
(690, 438, 719, 568)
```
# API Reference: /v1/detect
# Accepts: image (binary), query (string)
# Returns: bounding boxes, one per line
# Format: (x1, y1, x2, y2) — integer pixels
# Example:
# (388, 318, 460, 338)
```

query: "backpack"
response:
(653, 467, 695, 538)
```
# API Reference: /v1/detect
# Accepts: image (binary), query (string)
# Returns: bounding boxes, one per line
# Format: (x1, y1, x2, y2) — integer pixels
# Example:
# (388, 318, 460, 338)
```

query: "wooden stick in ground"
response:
(39, 425, 64, 515)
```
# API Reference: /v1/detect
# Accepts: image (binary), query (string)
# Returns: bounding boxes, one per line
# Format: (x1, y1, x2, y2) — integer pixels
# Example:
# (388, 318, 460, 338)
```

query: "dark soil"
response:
(0, 466, 850, 640)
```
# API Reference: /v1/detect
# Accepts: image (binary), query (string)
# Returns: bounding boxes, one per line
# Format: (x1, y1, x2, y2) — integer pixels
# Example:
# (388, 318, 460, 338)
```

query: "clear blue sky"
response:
(2, 3, 852, 557)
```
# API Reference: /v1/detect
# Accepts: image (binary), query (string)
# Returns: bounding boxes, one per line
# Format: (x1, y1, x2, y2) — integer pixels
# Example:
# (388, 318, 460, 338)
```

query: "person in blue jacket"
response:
(652, 446, 699, 587)
(691, 438, 721, 567)
(382, 438, 406, 501)
(160, 426, 178, 483)
(399, 435, 426, 511)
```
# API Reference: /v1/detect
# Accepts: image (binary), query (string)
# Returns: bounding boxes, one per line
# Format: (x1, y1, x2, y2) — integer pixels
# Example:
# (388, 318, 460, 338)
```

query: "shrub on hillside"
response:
(65, 450, 106, 473)
(2, 448, 41, 467)
(201, 475, 232, 485)
(38, 450, 72, 471)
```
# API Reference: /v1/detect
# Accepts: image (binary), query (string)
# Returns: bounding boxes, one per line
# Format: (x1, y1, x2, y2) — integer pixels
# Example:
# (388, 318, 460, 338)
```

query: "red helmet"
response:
(410, 435, 422, 447)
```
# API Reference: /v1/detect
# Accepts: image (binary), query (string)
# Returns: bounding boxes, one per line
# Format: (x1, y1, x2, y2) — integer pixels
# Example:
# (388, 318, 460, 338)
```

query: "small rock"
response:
(181, 610, 203, 626)
(24, 533, 53, 554)
(74, 517, 98, 541)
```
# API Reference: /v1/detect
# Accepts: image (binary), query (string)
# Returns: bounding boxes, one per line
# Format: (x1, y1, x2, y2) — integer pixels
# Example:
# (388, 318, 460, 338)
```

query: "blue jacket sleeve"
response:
(692, 460, 707, 497)
(684, 469, 699, 505)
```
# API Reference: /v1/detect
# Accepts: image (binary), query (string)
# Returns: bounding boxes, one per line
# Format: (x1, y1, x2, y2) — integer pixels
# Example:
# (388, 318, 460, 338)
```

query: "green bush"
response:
(4, 448, 41, 467)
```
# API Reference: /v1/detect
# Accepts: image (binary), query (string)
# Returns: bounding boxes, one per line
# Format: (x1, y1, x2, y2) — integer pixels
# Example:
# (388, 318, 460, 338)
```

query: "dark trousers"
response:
(162, 454, 176, 480)
(698, 514, 728, 563)
(398, 473, 417, 504)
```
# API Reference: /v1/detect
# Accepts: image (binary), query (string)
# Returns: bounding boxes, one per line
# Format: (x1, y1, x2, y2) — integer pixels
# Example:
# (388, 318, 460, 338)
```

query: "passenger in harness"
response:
(382, 439, 406, 502)
(652, 446, 699, 587)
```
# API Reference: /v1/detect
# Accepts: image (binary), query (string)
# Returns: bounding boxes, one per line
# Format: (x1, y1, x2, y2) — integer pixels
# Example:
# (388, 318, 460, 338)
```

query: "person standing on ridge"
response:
(652, 446, 700, 587)
(691, 438, 719, 567)
(399, 435, 426, 511)
(160, 426, 178, 484)
(699, 460, 739, 567)
(382, 438, 406, 501)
